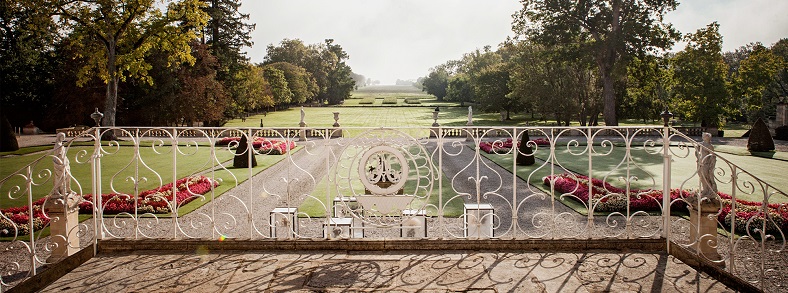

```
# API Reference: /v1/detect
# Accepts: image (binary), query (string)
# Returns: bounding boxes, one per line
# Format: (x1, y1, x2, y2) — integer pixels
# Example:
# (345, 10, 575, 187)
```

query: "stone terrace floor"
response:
(40, 250, 732, 292)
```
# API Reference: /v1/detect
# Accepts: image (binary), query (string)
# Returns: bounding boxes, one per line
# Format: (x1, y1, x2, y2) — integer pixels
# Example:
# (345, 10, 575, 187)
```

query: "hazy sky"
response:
(240, 0, 788, 85)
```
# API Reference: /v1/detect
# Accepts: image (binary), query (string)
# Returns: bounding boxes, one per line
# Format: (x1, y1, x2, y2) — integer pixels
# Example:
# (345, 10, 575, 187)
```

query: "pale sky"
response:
(240, 0, 788, 85)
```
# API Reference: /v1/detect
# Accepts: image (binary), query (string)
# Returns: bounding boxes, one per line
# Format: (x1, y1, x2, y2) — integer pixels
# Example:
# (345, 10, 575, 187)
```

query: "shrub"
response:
(358, 97, 375, 104)
(382, 97, 398, 104)
(404, 98, 421, 104)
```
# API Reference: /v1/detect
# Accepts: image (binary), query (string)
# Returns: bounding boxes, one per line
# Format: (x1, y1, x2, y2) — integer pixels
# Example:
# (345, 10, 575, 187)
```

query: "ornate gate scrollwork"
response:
(335, 129, 435, 223)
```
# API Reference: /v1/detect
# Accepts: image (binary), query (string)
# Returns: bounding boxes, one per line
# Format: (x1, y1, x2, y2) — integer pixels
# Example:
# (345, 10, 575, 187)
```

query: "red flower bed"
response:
(0, 197, 50, 237)
(216, 137, 296, 155)
(78, 175, 219, 214)
(545, 173, 788, 236)
(544, 173, 688, 212)
(479, 138, 550, 154)
(1, 176, 218, 237)
(479, 139, 517, 154)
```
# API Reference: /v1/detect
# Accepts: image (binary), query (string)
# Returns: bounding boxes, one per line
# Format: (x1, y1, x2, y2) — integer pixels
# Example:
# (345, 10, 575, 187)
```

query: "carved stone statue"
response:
(52, 132, 73, 199)
(467, 106, 473, 124)
(300, 106, 306, 125)
(696, 132, 718, 201)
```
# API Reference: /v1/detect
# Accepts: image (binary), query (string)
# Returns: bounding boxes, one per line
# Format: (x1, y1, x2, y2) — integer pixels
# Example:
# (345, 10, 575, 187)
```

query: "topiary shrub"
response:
(747, 118, 775, 152)
(516, 131, 535, 166)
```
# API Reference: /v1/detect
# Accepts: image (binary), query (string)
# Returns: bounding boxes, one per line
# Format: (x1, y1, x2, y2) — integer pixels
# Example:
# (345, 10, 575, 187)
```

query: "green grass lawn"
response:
(477, 142, 788, 205)
(0, 143, 296, 211)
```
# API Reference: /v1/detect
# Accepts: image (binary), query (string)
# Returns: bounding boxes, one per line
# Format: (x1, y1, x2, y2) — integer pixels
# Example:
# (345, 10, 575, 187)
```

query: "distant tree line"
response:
(420, 1, 787, 127)
(1, 0, 360, 132)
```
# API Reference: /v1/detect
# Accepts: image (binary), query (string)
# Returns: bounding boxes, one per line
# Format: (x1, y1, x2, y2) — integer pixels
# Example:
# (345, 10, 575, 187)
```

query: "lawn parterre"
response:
(545, 173, 788, 237)
(1, 175, 218, 237)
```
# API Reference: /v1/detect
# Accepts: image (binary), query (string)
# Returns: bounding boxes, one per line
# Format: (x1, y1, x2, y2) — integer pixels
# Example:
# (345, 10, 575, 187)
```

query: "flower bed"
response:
(216, 137, 296, 155)
(0, 197, 49, 237)
(479, 138, 549, 154)
(718, 194, 788, 237)
(545, 173, 788, 236)
(544, 173, 688, 212)
(1, 175, 218, 237)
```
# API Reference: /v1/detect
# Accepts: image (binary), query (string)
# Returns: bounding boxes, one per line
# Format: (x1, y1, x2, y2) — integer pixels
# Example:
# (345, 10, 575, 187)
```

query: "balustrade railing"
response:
(1, 125, 785, 291)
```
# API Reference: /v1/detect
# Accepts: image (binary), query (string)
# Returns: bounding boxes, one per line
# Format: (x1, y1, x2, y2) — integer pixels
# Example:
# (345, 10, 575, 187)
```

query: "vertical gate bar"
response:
(587, 127, 593, 238)
(511, 127, 518, 237)
(26, 166, 35, 276)
(728, 165, 737, 273)
(172, 129, 178, 239)
(210, 130, 218, 240)
(247, 128, 253, 240)
(625, 129, 631, 238)
(133, 129, 140, 239)
(550, 128, 556, 239)
(662, 125, 672, 251)
(94, 128, 104, 240)
(437, 128, 444, 233)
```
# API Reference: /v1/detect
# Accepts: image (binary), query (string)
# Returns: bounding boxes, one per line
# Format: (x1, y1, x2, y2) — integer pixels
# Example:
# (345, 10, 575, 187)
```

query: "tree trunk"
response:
(103, 39, 118, 140)
(600, 69, 617, 126)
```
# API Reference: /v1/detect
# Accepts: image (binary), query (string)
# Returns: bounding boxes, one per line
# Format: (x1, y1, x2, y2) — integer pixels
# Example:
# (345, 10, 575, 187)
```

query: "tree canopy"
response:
(512, 0, 680, 125)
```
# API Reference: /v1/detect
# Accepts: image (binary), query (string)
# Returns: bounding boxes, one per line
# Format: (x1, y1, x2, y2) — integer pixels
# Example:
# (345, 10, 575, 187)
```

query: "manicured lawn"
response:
(478, 142, 788, 205)
(0, 143, 296, 211)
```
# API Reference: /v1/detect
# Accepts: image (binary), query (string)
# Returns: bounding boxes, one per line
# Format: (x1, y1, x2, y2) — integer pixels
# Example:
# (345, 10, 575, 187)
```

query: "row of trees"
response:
(1, 1, 358, 132)
(421, 1, 787, 127)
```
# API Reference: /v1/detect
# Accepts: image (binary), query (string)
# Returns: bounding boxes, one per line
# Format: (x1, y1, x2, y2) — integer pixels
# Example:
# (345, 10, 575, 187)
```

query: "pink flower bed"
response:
(216, 137, 296, 155)
(544, 173, 688, 212)
(479, 139, 518, 154)
(479, 138, 550, 154)
(545, 173, 788, 236)
(1, 176, 218, 237)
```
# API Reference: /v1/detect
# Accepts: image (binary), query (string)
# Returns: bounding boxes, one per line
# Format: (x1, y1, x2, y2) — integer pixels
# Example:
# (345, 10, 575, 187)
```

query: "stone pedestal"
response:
(299, 122, 307, 141)
(688, 200, 723, 264)
(331, 112, 342, 138)
(464, 203, 494, 238)
(45, 194, 80, 263)
(270, 207, 298, 239)
(401, 209, 427, 238)
(465, 121, 474, 142)
(430, 111, 440, 138)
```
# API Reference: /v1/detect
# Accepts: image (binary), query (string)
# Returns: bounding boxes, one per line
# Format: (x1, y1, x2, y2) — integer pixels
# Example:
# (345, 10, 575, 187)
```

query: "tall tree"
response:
(734, 43, 784, 122)
(474, 63, 516, 120)
(228, 64, 272, 116)
(53, 0, 208, 131)
(202, 0, 254, 118)
(266, 62, 317, 104)
(264, 38, 354, 105)
(262, 66, 292, 108)
(513, 0, 680, 125)
(421, 68, 449, 101)
(1, 0, 58, 130)
(671, 22, 729, 128)
(623, 54, 671, 123)
(446, 74, 475, 107)
(174, 42, 228, 125)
